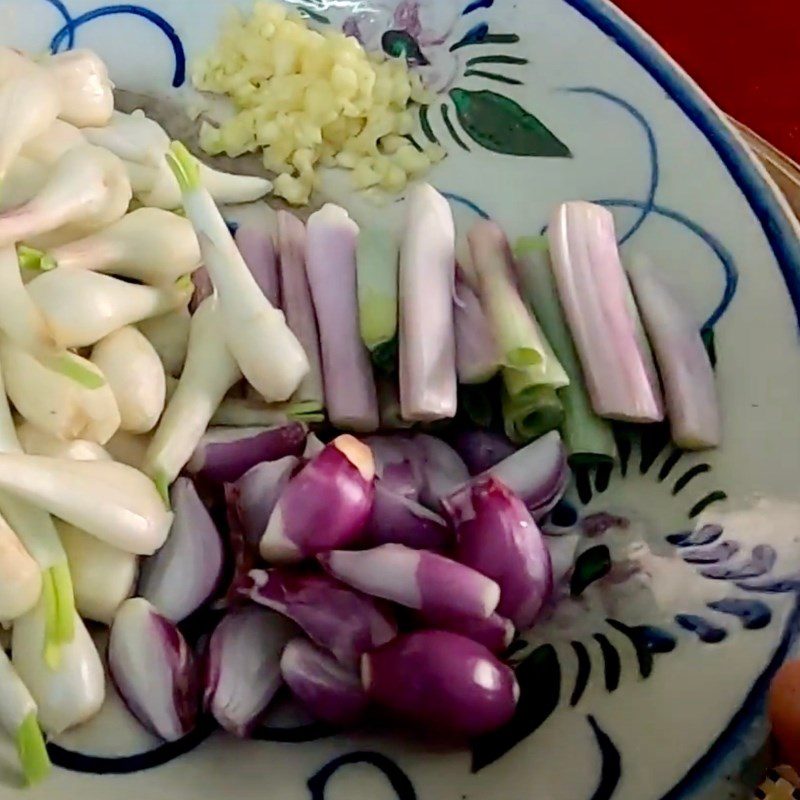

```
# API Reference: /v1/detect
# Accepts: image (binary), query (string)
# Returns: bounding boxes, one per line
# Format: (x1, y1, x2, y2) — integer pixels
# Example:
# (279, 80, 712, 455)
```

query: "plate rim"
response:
(566, 0, 800, 328)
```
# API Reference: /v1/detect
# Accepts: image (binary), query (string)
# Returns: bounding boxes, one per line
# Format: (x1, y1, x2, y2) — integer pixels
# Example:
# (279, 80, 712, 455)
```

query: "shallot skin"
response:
(362, 630, 518, 738)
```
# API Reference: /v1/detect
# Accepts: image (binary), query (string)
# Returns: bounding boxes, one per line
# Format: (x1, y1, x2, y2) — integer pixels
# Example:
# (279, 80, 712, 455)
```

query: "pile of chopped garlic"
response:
(192, 2, 446, 205)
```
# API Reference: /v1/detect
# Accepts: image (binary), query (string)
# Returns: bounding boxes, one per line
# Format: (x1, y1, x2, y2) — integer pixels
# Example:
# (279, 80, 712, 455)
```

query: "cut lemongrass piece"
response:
(0, 649, 51, 786)
(277, 211, 324, 407)
(306, 204, 379, 432)
(627, 254, 720, 449)
(399, 184, 458, 422)
(357, 226, 399, 361)
(549, 202, 664, 423)
(502, 383, 564, 445)
(166, 142, 308, 403)
(454, 268, 501, 386)
(514, 238, 616, 464)
(469, 220, 567, 382)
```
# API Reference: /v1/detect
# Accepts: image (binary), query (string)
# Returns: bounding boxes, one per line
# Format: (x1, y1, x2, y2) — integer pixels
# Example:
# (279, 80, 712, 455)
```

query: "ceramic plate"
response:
(2, 1, 800, 799)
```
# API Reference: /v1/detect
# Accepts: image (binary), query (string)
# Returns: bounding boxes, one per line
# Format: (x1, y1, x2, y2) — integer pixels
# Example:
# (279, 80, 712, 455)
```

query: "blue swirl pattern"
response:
(43, 0, 186, 87)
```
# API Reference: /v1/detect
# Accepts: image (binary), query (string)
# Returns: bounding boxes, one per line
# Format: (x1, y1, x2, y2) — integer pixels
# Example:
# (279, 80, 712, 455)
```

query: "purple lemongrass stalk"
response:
(454, 268, 501, 385)
(627, 254, 720, 449)
(277, 211, 325, 409)
(305, 204, 377, 431)
(235, 221, 280, 307)
(548, 202, 664, 422)
(399, 183, 457, 422)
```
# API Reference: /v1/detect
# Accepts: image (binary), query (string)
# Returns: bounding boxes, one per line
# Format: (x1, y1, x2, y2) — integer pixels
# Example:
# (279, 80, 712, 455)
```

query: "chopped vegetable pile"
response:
(193, 1, 445, 204)
(0, 36, 722, 790)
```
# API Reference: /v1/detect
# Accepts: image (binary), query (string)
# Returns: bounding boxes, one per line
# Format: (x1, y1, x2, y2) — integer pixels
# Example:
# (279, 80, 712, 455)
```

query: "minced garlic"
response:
(192, 1, 445, 205)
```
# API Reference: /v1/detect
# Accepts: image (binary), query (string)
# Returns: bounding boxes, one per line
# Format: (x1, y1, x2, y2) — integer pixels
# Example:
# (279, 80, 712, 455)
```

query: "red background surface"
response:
(615, 0, 800, 162)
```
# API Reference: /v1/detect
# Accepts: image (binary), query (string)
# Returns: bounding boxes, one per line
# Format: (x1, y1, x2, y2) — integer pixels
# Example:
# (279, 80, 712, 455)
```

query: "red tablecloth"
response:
(615, 0, 800, 163)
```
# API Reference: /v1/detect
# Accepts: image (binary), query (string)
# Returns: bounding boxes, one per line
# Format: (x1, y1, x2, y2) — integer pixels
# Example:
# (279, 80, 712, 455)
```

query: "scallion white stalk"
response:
(0, 336, 120, 444)
(0, 70, 60, 184)
(0, 648, 50, 785)
(0, 365, 77, 663)
(166, 142, 308, 402)
(27, 268, 192, 349)
(41, 208, 201, 285)
(90, 326, 167, 434)
(144, 294, 242, 492)
(0, 145, 132, 247)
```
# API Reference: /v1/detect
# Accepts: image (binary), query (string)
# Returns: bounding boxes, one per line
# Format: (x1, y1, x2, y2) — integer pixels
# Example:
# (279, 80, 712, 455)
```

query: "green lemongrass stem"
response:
(41, 208, 201, 285)
(514, 238, 616, 463)
(144, 294, 243, 487)
(26, 268, 192, 349)
(210, 397, 324, 427)
(0, 648, 51, 786)
(357, 226, 399, 353)
(502, 384, 565, 445)
(469, 219, 568, 383)
(0, 364, 77, 659)
(0, 337, 120, 444)
(166, 141, 308, 402)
